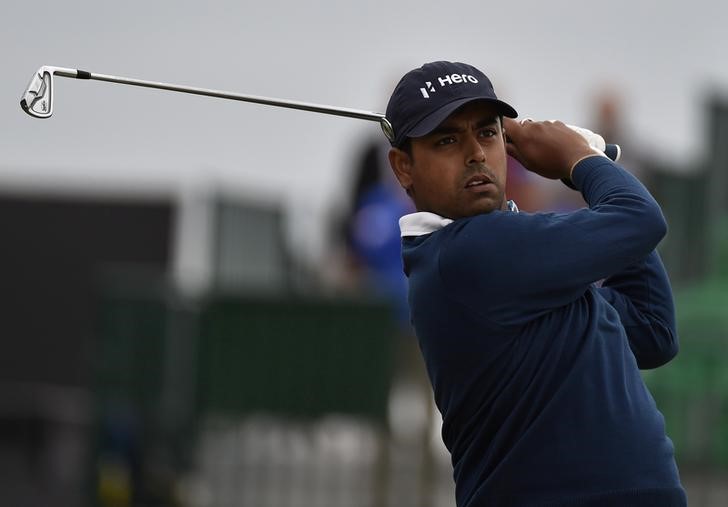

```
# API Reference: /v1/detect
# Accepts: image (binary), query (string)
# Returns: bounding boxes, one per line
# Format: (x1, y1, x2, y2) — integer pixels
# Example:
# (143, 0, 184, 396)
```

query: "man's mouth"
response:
(465, 175, 493, 188)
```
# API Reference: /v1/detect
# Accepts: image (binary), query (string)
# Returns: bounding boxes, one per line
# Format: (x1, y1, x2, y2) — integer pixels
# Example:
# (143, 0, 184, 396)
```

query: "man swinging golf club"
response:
(385, 61, 685, 507)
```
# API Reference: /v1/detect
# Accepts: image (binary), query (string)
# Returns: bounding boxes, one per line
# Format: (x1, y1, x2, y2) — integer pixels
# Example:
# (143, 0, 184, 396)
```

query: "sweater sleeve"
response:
(596, 251, 678, 369)
(438, 156, 669, 328)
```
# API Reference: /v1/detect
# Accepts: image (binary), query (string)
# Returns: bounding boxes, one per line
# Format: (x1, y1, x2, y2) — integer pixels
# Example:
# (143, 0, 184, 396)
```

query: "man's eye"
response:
(436, 136, 456, 146)
(479, 128, 497, 138)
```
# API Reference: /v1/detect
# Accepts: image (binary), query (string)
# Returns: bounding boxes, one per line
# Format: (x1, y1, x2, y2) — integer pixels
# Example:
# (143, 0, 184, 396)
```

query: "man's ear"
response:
(388, 148, 414, 194)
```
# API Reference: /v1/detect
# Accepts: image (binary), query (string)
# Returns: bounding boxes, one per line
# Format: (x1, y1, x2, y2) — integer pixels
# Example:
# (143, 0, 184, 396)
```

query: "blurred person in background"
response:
(590, 86, 651, 184)
(334, 137, 415, 330)
(333, 134, 442, 505)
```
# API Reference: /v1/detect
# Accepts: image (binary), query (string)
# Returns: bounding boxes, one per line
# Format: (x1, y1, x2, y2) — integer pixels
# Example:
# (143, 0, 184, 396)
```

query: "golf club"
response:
(20, 65, 620, 161)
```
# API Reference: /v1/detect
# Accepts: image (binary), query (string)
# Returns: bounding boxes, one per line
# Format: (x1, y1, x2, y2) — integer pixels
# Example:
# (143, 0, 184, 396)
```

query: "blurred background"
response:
(1, 1, 727, 505)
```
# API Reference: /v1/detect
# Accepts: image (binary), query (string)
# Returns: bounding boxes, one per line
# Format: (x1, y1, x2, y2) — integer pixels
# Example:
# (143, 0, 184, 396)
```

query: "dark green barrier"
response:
(197, 295, 396, 423)
(93, 289, 398, 506)
(94, 289, 199, 506)
(643, 278, 728, 469)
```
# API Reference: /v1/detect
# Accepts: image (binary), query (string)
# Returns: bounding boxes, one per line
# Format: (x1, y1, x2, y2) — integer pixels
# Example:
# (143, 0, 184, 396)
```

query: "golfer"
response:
(385, 61, 686, 506)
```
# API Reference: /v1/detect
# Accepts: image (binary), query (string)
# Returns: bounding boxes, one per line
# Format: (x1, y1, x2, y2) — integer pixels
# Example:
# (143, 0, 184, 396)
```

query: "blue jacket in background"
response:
(399, 156, 686, 506)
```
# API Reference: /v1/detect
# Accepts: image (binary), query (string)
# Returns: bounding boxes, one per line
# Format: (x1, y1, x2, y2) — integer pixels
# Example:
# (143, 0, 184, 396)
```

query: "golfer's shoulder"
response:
(438, 211, 523, 264)
(442, 209, 528, 244)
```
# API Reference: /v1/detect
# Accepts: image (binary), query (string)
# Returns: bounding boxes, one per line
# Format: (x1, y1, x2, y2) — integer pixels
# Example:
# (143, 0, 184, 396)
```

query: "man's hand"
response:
(503, 118, 601, 180)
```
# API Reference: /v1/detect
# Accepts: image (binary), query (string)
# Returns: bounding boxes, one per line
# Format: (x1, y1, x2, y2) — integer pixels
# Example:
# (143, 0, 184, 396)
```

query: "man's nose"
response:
(465, 133, 486, 165)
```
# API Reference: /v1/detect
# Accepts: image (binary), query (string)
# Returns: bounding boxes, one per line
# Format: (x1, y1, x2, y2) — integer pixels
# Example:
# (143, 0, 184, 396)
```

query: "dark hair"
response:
(399, 138, 413, 158)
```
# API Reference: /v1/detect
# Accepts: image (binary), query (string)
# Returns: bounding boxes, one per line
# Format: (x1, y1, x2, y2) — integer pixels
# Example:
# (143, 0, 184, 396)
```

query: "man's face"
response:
(389, 101, 509, 219)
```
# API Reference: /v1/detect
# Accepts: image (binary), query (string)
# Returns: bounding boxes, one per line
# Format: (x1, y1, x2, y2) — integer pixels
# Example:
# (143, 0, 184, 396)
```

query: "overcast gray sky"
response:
(2, 0, 726, 258)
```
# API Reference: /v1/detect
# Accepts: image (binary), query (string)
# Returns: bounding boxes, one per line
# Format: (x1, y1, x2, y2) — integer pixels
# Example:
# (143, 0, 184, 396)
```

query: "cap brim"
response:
(407, 97, 518, 139)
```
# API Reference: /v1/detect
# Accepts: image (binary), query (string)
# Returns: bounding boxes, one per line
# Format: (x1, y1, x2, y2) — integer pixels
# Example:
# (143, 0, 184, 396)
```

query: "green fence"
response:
(92, 288, 397, 506)
(198, 295, 396, 421)
(643, 276, 728, 470)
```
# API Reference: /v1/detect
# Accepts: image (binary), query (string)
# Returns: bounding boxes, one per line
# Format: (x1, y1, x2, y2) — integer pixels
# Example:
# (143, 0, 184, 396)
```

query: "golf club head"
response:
(380, 117, 395, 143)
(20, 67, 54, 118)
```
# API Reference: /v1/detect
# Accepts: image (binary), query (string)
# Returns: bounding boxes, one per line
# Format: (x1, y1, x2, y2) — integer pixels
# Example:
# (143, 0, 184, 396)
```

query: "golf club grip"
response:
(604, 143, 621, 162)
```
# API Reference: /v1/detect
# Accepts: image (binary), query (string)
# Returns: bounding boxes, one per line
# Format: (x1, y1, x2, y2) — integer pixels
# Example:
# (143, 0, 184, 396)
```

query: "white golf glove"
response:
(519, 118, 621, 162)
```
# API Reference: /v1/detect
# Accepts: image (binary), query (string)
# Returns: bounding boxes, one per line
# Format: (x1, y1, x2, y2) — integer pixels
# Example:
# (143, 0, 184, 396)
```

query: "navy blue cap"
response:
(384, 61, 517, 147)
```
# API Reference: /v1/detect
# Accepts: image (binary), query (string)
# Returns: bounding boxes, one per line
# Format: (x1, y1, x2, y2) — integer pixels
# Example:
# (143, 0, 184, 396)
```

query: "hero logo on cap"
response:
(420, 82, 436, 98)
(420, 74, 480, 99)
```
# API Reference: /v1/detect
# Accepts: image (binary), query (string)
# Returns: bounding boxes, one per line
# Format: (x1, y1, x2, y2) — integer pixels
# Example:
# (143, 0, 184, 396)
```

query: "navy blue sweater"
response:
(399, 156, 686, 506)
